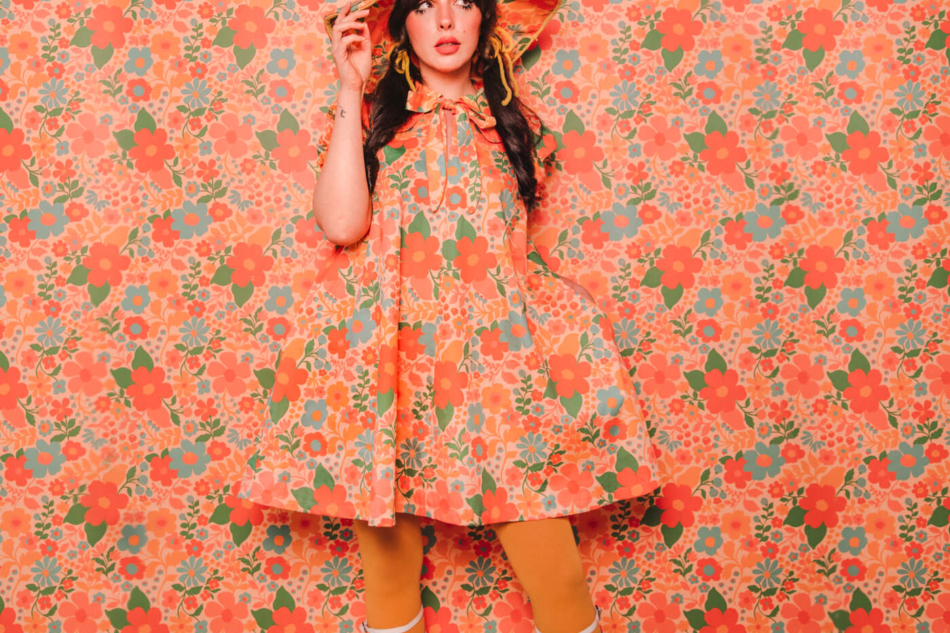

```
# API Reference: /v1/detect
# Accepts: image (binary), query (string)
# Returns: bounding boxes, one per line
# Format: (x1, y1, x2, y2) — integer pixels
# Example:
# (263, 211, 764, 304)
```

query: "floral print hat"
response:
(322, 0, 565, 96)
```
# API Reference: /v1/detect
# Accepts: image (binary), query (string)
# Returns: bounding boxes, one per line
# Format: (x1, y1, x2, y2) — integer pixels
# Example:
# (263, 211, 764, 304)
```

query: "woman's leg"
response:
(352, 512, 426, 633)
(492, 517, 601, 633)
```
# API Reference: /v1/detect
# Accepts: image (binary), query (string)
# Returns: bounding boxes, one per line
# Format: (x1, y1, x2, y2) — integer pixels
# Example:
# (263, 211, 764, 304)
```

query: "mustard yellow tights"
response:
(352, 513, 601, 633)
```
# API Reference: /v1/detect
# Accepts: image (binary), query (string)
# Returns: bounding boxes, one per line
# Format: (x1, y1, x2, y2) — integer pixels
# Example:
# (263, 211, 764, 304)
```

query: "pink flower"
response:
(207, 351, 251, 397)
(637, 592, 681, 633)
(204, 591, 248, 633)
(548, 462, 594, 509)
(64, 112, 111, 158)
(781, 354, 822, 399)
(208, 113, 254, 158)
(62, 350, 107, 396)
(924, 355, 950, 397)
(781, 593, 824, 633)
(638, 354, 682, 399)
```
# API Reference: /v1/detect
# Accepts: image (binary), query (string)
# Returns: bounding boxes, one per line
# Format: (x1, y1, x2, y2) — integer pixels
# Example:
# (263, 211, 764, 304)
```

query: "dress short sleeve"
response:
(314, 96, 373, 171)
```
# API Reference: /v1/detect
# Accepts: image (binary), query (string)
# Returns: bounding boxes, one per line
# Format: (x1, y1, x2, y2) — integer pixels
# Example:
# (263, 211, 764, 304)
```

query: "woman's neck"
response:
(416, 65, 477, 100)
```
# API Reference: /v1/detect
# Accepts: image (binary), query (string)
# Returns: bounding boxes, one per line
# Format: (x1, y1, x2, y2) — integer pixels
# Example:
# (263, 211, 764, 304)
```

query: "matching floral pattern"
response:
(1, 0, 949, 631)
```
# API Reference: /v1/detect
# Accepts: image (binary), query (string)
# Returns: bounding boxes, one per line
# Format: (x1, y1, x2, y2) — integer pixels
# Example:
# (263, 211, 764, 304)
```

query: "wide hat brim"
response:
(323, 0, 564, 94)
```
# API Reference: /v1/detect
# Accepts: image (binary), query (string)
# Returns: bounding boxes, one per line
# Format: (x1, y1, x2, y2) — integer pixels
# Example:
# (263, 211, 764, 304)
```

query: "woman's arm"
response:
(312, 86, 372, 247)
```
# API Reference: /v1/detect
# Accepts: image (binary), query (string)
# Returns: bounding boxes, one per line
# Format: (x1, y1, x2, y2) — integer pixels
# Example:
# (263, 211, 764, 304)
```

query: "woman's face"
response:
(404, 0, 482, 80)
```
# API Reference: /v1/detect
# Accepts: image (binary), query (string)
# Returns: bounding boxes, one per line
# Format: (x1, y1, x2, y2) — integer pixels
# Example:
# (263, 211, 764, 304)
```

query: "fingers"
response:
(332, 7, 370, 40)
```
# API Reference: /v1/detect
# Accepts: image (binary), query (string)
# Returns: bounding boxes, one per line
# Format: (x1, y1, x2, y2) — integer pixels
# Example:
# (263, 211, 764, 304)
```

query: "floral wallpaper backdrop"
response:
(1, 0, 949, 631)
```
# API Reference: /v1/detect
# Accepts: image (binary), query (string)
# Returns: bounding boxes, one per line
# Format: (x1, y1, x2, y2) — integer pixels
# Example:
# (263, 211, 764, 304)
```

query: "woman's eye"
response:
(414, 0, 474, 12)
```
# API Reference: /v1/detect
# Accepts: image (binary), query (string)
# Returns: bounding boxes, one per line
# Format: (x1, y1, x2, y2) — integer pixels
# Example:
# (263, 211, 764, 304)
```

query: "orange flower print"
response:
(655, 482, 702, 527)
(656, 244, 703, 289)
(86, 5, 134, 50)
(273, 128, 318, 174)
(800, 245, 845, 289)
(79, 480, 129, 526)
(700, 368, 747, 414)
(798, 8, 845, 51)
(780, 593, 825, 633)
(480, 486, 520, 523)
(799, 484, 846, 527)
(206, 351, 251, 397)
(548, 353, 591, 398)
(0, 127, 33, 172)
(82, 243, 131, 287)
(62, 350, 107, 396)
(312, 484, 356, 520)
(271, 357, 308, 403)
(122, 607, 171, 633)
(401, 232, 441, 279)
(700, 130, 747, 175)
(453, 235, 497, 283)
(228, 5, 277, 50)
(842, 130, 888, 175)
(656, 7, 703, 52)
(225, 243, 274, 287)
(617, 465, 658, 497)
(561, 129, 604, 175)
(637, 592, 682, 633)
(127, 366, 173, 410)
(128, 128, 175, 173)
(780, 355, 822, 399)
(0, 366, 29, 410)
(844, 369, 890, 414)
(433, 360, 467, 409)
(378, 343, 397, 395)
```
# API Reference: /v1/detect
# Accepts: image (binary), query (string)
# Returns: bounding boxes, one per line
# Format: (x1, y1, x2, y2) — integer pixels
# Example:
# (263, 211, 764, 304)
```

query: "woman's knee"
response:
(352, 514, 424, 579)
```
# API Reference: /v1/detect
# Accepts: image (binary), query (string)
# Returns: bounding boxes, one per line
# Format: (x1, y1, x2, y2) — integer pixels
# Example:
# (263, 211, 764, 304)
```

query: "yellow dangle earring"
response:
(395, 48, 416, 91)
(488, 31, 519, 106)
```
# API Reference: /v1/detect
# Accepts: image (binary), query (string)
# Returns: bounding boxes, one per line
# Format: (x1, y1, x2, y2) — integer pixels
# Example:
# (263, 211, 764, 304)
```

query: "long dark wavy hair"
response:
(361, 0, 546, 212)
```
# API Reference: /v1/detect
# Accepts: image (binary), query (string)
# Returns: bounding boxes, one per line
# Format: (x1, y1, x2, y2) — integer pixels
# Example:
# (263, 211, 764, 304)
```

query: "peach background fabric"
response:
(1, 0, 949, 631)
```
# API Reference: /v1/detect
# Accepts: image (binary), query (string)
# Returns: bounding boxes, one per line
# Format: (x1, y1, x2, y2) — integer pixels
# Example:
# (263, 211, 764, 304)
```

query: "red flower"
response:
(843, 368, 890, 414)
(845, 608, 888, 633)
(798, 483, 846, 528)
(723, 218, 753, 249)
(700, 608, 743, 633)
(148, 455, 177, 486)
(549, 353, 592, 399)
(227, 5, 276, 50)
(798, 7, 844, 51)
(3, 455, 33, 486)
(480, 486, 520, 523)
(128, 128, 175, 173)
(7, 216, 36, 247)
(225, 242, 274, 287)
(700, 368, 746, 414)
(122, 607, 171, 633)
(561, 129, 605, 176)
(82, 242, 131, 287)
(273, 129, 318, 174)
(79, 480, 130, 526)
(655, 482, 702, 527)
(799, 244, 845, 289)
(452, 235, 497, 284)
(656, 244, 703, 289)
(842, 131, 888, 175)
(656, 7, 703, 52)
(699, 130, 747, 176)
(151, 216, 179, 247)
(271, 356, 308, 403)
(865, 218, 895, 250)
(694, 557, 722, 581)
(127, 366, 173, 411)
(268, 607, 314, 633)
(86, 4, 134, 49)
(0, 366, 29, 410)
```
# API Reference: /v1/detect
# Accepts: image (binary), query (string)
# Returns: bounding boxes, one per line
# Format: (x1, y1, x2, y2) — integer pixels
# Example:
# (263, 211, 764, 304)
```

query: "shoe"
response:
(535, 605, 602, 633)
(360, 605, 424, 633)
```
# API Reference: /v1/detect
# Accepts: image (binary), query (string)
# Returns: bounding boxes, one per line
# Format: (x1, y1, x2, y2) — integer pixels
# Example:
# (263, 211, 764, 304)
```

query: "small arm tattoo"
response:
(339, 107, 346, 118)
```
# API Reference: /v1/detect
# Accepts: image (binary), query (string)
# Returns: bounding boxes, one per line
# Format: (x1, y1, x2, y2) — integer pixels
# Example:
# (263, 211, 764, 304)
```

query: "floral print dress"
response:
(235, 80, 661, 527)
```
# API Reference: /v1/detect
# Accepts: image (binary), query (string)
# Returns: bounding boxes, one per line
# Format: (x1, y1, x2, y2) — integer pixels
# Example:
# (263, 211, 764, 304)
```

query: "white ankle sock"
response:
(535, 605, 601, 633)
(360, 605, 424, 633)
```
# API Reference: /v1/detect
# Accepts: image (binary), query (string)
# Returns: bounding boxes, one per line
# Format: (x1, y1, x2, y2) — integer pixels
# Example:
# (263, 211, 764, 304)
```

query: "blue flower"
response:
(596, 385, 625, 416)
(886, 203, 927, 241)
(465, 557, 496, 588)
(265, 286, 293, 315)
(516, 432, 549, 465)
(498, 308, 534, 352)
(180, 317, 210, 347)
(24, 440, 66, 478)
(896, 319, 926, 350)
(122, 285, 151, 314)
(609, 80, 639, 114)
(837, 288, 866, 316)
(301, 399, 328, 429)
(743, 204, 785, 242)
(742, 442, 785, 480)
(752, 319, 783, 351)
(35, 317, 65, 347)
(894, 81, 925, 111)
(125, 47, 153, 76)
(694, 50, 723, 79)
(695, 288, 723, 316)
(177, 556, 208, 588)
(467, 402, 486, 433)
(599, 201, 642, 240)
(897, 557, 927, 589)
(31, 557, 63, 588)
(887, 442, 929, 480)
(28, 201, 68, 239)
(753, 557, 783, 589)
(267, 48, 296, 77)
(346, 307, 377, 346)
(169, 440, 211, 478)
(117, 525, 148, 554)
(170, 201, 212, 239)
(607, 557, 640, 588)
(552, 50, 581, 79)
(835, 51, 865, 79)
(182, 78, 212, 109)
(263, 525, 292, 554)
(694, 526, 723, 555)
(39, 78, 68, 109)
(838, 527, 867, 555)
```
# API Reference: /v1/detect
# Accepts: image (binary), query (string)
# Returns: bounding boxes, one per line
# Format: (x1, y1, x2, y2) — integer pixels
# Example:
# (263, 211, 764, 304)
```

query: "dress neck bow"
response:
(404, 82, 497, 215)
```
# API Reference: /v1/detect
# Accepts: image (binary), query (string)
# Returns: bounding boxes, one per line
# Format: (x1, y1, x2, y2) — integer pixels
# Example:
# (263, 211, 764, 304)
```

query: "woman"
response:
(236, 0, 660, 631)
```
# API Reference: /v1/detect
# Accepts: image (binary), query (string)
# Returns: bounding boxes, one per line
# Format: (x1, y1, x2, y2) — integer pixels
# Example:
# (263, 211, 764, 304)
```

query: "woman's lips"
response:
(436, 42, 460, 54)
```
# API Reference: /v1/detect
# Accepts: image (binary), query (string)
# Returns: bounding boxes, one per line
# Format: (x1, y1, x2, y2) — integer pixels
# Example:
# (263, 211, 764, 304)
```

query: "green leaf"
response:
(64, 503, 88, 524)
(928, 505, 950, 527)
(641, 29, 662, 51)
(232, 282, 254, 307)
(128, 587, 150, 612)
(105, 609, 129, 630)
(70, 26, 93, 48)
(661, 47, 683, 72)
(255, 368, 275, 390)
(211, 265, 233, 286)
(270, 396, 289, 424)
(802, 47, 824, 72)
(435, 402, 453, 432)
(230, 520, 252, 547)
(684, 370, 707, 392)
(615, 446, 639, 473)
(927, 267, 949, 288)
(213, 26, 235, 48)
(684, 609, 707, 630)
(705, 587, 727, 613)
(705, 111, 727, 137)
(683, 132, 707, 153)
(88, 282, 111, 307)
(85, 520, 108, 547)
(0, 351, 8, 372)
(705, 349, 727, 374)
(846, 111, 870, 136)
(782, 29, 803, 50)
(559, 391, 582, 419)
(67, 265, 90, 286)
(661, 522, 684, 548)
(784, 267, 805, 288)
(642, 266, 663, 288)
(850, 588, 873, 613)
(829, 610, 852, 631)
(256, 130, 278, 152)
(233, 44, 256, 69)
(90, 45, 114, 70)
(804, 523, 827, 548)
(382, 144, 406, 165)
(804, 284, 826, 309)
(276, 109, 299, 134)
(209, 504, 232, 525)
(661, 284, 683, 309)
(826, 132, 849, 154)
(784, 505, 805, 527)
(273, 587, 295, 613)
(481, 469, 497, 494)
(114, 130, 136, 151)
(848, 349, 871, 374)
(313, 463, 334, 491)
(132, 346, 154, 371)
(291, 487, 316, 512)
(134, 109, 156, 134)
(828, 370, 851, 392)
(596, 472, 620, 493)
(252, 608, 276, 631)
